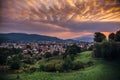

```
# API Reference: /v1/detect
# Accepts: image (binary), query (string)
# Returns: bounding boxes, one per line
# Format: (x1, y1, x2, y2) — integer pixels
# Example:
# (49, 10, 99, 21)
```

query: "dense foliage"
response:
(108, 33, 115, 41)
(115, 30, 120, 41)
(94, 32, 106, 42)
(93, 41, 120, 60)
(0, 48, 22, 65)
(93, 30, 120, 60)
(39, 45, 86, 72)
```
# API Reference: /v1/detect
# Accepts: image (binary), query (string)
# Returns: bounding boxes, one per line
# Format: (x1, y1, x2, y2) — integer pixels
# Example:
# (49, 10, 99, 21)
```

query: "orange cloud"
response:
(101, 32, 111, 37)
(46, 31, 93, 39)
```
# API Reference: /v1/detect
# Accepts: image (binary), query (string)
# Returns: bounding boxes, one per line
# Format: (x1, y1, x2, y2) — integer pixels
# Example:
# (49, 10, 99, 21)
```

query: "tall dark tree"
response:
(94, 32, 106, 42)
(108, 33, 115, 41)
(115, 30, 120, 42)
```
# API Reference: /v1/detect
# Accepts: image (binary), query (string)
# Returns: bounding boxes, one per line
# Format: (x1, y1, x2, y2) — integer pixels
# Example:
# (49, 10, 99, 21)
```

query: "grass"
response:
(1, 51, 120, 80)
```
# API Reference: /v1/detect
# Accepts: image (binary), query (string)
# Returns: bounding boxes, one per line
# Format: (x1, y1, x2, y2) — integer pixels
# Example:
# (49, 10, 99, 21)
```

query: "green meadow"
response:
(1, 51, 120, 80)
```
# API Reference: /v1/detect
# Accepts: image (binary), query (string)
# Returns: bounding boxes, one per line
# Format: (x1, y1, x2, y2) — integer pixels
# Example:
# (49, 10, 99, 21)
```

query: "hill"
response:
(0, 33, 63, 42)
(2, 51, 120, 80)
(73, 35, 94, 42)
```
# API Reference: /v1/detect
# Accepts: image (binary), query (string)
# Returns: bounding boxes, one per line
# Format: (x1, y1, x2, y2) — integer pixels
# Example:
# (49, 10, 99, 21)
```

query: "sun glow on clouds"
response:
(0, 0, 120, 39)
(101, 32, 111, 37)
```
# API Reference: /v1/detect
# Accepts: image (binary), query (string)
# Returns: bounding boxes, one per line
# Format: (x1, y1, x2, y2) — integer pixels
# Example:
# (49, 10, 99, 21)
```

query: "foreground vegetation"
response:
(1, 51, 120, 80)
(1, 30, 120, 80)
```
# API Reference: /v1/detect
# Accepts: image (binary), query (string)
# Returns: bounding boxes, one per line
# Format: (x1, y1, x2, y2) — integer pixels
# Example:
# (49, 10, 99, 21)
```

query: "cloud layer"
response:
(0, 0, 120, 39)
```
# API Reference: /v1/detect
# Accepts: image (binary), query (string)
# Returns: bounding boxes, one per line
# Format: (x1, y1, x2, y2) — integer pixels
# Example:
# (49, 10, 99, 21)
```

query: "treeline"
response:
(93, 30, 120, 60)
(0, 48, 22, 65)
(0, 44, 93, 73)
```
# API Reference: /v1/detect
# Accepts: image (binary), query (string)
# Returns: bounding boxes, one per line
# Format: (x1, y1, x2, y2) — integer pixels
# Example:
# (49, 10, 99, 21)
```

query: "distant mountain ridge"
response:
(0, 33, 63, 42)
(0, 33, 94, 43)
(73, 35, 94, 42)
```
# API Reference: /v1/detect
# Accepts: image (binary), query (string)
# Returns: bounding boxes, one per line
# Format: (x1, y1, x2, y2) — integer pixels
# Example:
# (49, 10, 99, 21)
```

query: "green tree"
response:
(10, 56, 21, 70)
(52, 51, 59, 56)
(115, 30, 120, 42)
(66, 44, 81, 55)
(63, 55, 73, 71)
(109, 33, 115, 41)
(94, 32, 106, 42)
(44, 52, 52, 58)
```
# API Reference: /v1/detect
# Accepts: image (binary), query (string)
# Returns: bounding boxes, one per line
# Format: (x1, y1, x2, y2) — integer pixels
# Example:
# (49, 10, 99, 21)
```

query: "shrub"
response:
(55, 63, 64, 72)
(39, 61, 56, 72)
(23, 57, 35, 64)
(93, 43, 102, 58)
(86, 61, 94, 67)
(10, 61, 20, 70)
(29, 67, 37, 73)
(43, 52, 52, 58)
(63, 55, 73, 71)
(73, 61, 85, 70)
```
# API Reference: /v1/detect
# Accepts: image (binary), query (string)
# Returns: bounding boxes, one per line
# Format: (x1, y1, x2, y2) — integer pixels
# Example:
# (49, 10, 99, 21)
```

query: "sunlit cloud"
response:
(0, 0, 120, 39)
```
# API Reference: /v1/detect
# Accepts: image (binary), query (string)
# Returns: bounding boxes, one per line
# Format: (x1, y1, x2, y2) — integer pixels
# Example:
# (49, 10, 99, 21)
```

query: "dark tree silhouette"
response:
(108, 33, 115, 41)
(94, 32, 106, 42)
(115, 30, 120, 42)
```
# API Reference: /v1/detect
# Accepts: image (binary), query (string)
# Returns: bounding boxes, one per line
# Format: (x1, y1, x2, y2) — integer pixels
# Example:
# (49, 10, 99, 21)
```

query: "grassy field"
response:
(1, 51, 120, 80)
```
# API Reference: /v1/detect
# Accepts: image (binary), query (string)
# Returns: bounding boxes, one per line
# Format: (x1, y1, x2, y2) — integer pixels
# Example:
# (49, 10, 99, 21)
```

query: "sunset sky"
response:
(0, 0, 120, 39)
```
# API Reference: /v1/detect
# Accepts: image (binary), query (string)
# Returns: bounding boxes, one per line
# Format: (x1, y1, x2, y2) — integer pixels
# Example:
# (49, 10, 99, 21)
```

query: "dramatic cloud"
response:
(0, 0, 120, 39)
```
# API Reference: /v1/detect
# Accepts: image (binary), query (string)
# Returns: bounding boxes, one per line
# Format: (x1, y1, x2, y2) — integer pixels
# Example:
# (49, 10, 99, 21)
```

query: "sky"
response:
(0, 0, 120, 39)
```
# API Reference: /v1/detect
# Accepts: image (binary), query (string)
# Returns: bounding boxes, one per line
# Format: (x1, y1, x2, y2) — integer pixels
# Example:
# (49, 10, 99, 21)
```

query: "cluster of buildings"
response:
(0, 41, 94, 55)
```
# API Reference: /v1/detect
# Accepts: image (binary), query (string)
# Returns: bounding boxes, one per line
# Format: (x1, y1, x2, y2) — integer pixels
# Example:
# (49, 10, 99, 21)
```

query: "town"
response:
(0, 41, 94, 56)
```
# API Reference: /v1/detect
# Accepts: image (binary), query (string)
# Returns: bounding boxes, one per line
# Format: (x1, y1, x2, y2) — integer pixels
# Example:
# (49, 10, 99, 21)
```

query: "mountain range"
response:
(0, 33, 93, 43)
(0, 33, 62, 42)
(73, 35, 94, 42)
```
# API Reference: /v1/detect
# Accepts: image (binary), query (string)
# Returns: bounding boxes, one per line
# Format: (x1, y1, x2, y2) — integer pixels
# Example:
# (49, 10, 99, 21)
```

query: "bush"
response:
(43, 52, 52, 58)
(23, 57, 35, 64)
(86, 61, 94, 67)
(45, 62, 56, 72)
(39, 59, 76, 72)
(63, 55, 73, 71)
(29, 67, 37, 73)
(93, 43, 102, 58)
(40, 61, 56, 72)
(73, 61, 85, 70)
(8, 55, 21, 70)
(10, 61, 20, 70)
(55, 62, 64, 72)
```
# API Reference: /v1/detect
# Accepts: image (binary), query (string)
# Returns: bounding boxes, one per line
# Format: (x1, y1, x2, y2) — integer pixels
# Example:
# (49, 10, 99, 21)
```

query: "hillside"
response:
(73, 35, 94, 42)
(0, 33, 63, 42)
(3, 51, 120, 80)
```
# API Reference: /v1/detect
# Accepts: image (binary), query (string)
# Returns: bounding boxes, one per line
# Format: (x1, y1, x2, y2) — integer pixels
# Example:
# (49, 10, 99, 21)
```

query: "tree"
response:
(63, 55, 73, 71)
(115, 30, 120, 42)
(65, 44, 81, 55)
(52, 51, 59, 56)
(108, 33, 115, 41)
(44, 52, 52, 58)
(10, 61, 20, 70)
(94, 32, 106, 42)
(10, 56, 21, 70)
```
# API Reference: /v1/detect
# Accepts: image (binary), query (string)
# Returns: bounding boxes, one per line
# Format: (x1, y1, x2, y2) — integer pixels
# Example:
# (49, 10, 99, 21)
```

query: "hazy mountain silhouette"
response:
(73, 35, 94, 42)
(0, 33, 63, 42)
